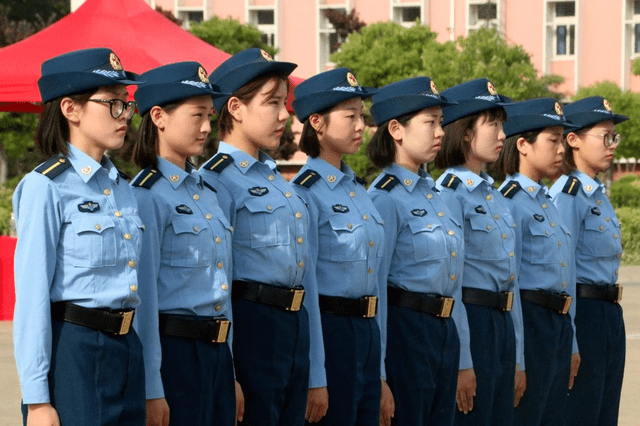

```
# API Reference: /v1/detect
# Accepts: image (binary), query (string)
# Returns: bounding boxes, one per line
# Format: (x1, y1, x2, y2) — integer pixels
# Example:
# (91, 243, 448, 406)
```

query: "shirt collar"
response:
(450, 166, 493, 192)
(572, 170, 604, 197)
(217, 141, 277, 175)
(156, 156, 199, 189)
(67, 143, 118, 183)
(508, 173, 546, 199)
(384, 163, 425, 193)
(306, 157, 355, 190)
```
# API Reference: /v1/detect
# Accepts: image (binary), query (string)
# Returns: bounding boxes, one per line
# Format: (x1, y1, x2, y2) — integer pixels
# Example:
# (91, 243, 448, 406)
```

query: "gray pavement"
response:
(2, 268, 640, 424)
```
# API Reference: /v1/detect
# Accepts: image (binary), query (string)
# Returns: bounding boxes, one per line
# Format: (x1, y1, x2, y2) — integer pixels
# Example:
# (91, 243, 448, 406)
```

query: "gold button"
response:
(427, 224, 433, 229)
(558, 241, 562, 246)
(614, 234, 619, 239)
(128, 260, 136, 268)
(486, 195, 492, 201)
(350, 191, 356, 197)
(448, 230, 454, 236)
(368, 268, 373, 274)
(114, 211, 122, 218)
(510, 275, 515, 281)
(427, 193, 433, 199)
(222, 284, 229, 291)
(193, 226, 199, 232)
(599, 226, 604, 231)
(348, 223, 353, 229)
(550, 222, 556, 227)
(268, 175, 275, 181)
(103, 189, 111, 196)
(298, 237, 304, 244)
(206, 213, 212, 220)
(217, 262, 223, 269)
(438, 211, 444, 217)
(606, 217, 611, 222)
(295, 212, 302, 219)
(486, 225, 491, 231)
(130, 285, 137, 292)
(509, 252, 514, 257)
(597, 200, 602, 205)
(363, 214, 369, 220)
(215, 305, 221, 312)
(562, 282, 567, 288)
(450, 274, 456, 280)
(285, 192, 291, 198)
(451, 252, 457, 258)
(494, 214, 499, 220)
(512, 223, 517, 228)
(193, 194, 200, 201)
(542, 203, 548, 209)
(215, 237, 221, 244)
(502, 233, 507, 239)
(267, 205, 272, 210)
(95, 224, 102, 230)
(561, 262, 566, 267)
(369, 241, 375, 247)
(299, 261, 304, 268)
(124, 233, 131, 240)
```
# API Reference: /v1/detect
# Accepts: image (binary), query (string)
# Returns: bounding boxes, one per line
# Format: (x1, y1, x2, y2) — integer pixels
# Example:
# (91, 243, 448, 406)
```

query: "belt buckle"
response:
(118, 311, 134, 335)
(502, 291, 514, 312)
(214, 319, 230, 343)
(561, 296, 572, 315)
(288, 289, 305, 311)
(364, 296, 377, 318)
(439, 297, 454, 318)
(615, 285, 623, 303)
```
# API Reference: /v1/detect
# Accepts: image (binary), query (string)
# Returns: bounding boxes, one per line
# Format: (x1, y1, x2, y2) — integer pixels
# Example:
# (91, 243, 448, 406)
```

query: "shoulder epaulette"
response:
(562, 177, 580, 196)
(442, 173, 461, 190)
(500, 180, 522, 199)
(131, 168, 162, 189)
(202, 181, 217, 193)
(355, 175, 367, 186)
(203, 153, 234, 173)
(373, 174, 399, 191)
(293, 169, 321, 188)
(35, 154, 71, 180)
(118, 170, 131, 182)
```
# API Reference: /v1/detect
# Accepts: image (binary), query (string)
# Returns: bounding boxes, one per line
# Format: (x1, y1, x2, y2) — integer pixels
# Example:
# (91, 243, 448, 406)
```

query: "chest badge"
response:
(78, 201, 100, 213)
(332, 204, 350, 213)
(411, 209, 427, 217)
(533, 214, 545, 222)
(474, 205, 486, 214)
(591, 207, 601, 216)
(248, 187, 269, 196)
(175, 205, 193, 214)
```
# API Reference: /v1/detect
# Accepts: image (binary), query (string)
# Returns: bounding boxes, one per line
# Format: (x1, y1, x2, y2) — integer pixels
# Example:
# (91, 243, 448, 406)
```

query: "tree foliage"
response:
(189, 15, 278, 57)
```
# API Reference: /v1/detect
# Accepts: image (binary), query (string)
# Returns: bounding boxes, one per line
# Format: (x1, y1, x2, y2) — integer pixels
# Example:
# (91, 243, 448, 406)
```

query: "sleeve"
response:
(131, 188, 165, 400)
(370, 191, 398, 381)
(12, 175, 62, 404)
(294, 187, 327, 389)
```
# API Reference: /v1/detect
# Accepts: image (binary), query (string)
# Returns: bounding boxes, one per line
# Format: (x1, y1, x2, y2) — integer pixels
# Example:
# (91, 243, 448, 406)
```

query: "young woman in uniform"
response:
(549, 96, 628, 426)
(13, 48, 145, 425)
(199, 48, 323, 426)
(366, 76, 469, 425)
(494, 98, 579, 425)
(290, 68, 385, 426)
(433, 78, 524, 426)
(130, 61, 240, 426)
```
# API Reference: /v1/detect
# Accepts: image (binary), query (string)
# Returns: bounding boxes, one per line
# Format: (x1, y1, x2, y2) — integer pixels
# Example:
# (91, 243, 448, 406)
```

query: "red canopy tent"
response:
(0, 0, 302, 113)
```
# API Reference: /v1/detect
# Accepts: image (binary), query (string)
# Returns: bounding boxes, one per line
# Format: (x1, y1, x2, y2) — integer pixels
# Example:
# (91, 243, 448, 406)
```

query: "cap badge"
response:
(346, 72, 359, 87)
(554, 102, 564, 116)
(487, 81, 498, 96)
(260, 50, 273, 61)
(430, 80, 439, 95)
(198, 66, 209, 83)
(603, 99, 613, 112)
(109, 52, 123, 71)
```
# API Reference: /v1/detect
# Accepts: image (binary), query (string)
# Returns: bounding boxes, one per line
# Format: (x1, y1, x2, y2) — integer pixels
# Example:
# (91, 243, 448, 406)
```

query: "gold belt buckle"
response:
(118, 311, 134, 335)
(215, 320, 230, 343)
(288, 289, 305, 311)
(439, 297, 454, 318)
(503, 292, 514, 312)
(561, 296, 572, 315)
(615, 285, 623, 303)
(364, 296, 377, 318)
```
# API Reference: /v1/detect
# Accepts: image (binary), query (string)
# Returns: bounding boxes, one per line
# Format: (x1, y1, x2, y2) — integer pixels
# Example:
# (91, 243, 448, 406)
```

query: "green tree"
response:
(189, 16, 278, 57)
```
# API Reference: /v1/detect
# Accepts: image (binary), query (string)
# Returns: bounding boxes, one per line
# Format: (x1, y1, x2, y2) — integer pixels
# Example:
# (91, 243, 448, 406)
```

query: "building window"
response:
(468, 0, 499, 32)
(318, 5, 347, 71)
(176, 0, 208, 30)
(248, 7, 277, 48)
(545, 1, 576, 58)
(391, 2, 423, 28)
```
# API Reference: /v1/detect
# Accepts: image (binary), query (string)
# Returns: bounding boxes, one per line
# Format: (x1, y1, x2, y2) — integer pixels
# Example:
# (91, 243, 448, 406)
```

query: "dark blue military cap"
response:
(503, 98, 578, 138)
(441, 78, 512, 126)
(562, 96, 629, 133)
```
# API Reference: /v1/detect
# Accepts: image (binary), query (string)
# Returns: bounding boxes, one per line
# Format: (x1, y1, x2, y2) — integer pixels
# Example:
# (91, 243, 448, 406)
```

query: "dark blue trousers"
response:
(455, 304, 515, 426)
(565, 299, 625, 426)
(160, 334, 235, 426)
(23, 319, 146, 426)
(386, 306, 460, 426)
(232, 299, 310, 426)
(310, 314, 381, 426)
(514, 301, 573, 426)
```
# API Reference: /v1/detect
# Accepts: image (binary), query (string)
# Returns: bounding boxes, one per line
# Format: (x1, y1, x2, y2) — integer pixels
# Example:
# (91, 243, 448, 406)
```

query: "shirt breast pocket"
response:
(169, 216, 212, 267)
(582, 215, 619, 256)
(408, 218, 447, 262)
(466, 213, 502, 260)
(244, 197, 291, 248)
(72, 214, 117, 268)
(526, 220, 556, 264)
(327, 214, 366, 262)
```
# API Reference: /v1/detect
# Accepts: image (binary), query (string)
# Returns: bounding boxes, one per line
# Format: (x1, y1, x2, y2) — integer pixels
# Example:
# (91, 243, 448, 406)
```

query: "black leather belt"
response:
(319, 294, 377, 318)
(159, 313, 230, 343)
(387, 286, 454, 318)
(51, 302, 134, 335)
(576, 283, 623, 303)
(232, 280, 305, 312)
(520, 289, 572, 314)
(462, 287, 513, 312)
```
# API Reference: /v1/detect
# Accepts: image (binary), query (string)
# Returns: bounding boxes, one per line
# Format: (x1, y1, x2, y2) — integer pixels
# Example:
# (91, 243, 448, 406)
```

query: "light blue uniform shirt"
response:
(369, 164, 472, 370)
(132, 157, 234, 399)
(499, 173, 578, 353)
(436, 166, 525, 368)
(292, 157, 385, 382)
(550, 171, 623, 286)
(199, 142, 324, 388)
(13, 143, 143, 404)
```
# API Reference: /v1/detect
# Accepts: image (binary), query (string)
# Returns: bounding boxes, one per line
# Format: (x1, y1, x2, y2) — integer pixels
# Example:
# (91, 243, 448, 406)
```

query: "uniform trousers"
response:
(232, 298, 310, 426)
(386, 305, 460, 426)
(514, 300, 573, 426)
(22, 319, 146, 426)
(455, 304, 515, 426)
(310, 314, 381, 426)
(160, 334, 235, 426)
(565, 298, 625, 426)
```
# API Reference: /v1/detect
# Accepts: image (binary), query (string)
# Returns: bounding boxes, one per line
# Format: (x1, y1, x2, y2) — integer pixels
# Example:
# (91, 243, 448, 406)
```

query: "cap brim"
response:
(503, 114, 579, 138)
(293, 86, 378, 122)
(38, 70, 144, 103)
(442, 97, 511, 127)
(371, 95, 457, 125)
(564, 111, 630, 134)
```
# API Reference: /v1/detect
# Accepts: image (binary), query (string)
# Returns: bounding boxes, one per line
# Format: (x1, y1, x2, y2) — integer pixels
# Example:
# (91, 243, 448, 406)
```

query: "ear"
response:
(387, 119, 404, 143)
(60, 97, 80, 124)
(309, 113, 325, 134)
(227, 97, 243, 122)
(150, 106, 165, 131)
(565, 132, 580, 150)
(516, 136, 531, 156)
(463, 127, 474, 143)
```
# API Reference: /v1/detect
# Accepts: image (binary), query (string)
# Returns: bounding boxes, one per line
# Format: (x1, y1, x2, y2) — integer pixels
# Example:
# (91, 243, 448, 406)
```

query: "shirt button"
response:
(561, 262, 566, 267)
(597, 200, 602, 205)
(363, 214, 369, 220)
(427, 194, 433, 199)
(451, 252, 457, 258)
(205, 213, 212, 220)
(509, 252, 514, 257)
(485, 195, 492, 201)
(268, 175, 275, 181)
(550, 222, 556, 227)
(448, 230, 454, 236)
(128, 260, 136, 268)
(299, 261, 304, 268)
(285, 192, 291, 198)
(95, 224, 102, 231)
(215, 305, 222, 312)
(193, 194, 200, 201)
(215, 237, 221, 244)
(130, 285, 137, 292)
(124, 233, 131, 240)
(562, 282, 567, 288)
(606, 217, 611, 222)
(368, 268, 373, 274)
(512, 223, 517, 228)
(298, 237, 304, 244)
(229, 226, 234, 232)
(103, 189, 111, 196)
(348, 223, 353, 229)
(486, 225, 491, 231)
(494, 214, 499, 220)
(450, 274, 456, 280)
(267, 205, 272, 211)
(369, 241, 375, 247)
(350, 191, 356, 197)
(558, 241, 562, 246)
(295, 212, 302, 219)
(542, 203, 548, 209)
(217, 262, 223, 269)
(114, 211, 122, 218)
(502, 233, 507, 239)
(545, 230, 550, 236)
(427, 224, 433, 229)
(193, 226, 199, 232)
(438, 211, 444, 217)
(510, 275, 515, 281)
(222, 284, 229, 291)
(614, 234, 619, 239)
(599, 226, 605, 231)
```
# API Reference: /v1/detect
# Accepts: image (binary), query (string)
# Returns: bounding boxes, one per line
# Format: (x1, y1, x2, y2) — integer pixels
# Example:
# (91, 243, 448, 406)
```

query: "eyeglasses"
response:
(582, 132, 622, 148)
(88, 98, 136, 119)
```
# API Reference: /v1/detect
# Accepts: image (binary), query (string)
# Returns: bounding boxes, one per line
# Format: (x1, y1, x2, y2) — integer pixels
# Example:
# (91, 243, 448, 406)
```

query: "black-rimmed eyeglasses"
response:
(582, 132, 621, 148)
(89, 98, 136, 120)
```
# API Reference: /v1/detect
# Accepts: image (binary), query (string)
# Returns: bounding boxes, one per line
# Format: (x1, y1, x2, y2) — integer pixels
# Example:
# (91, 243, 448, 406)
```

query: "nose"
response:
(279, 103, 290, 122)
(497, 124, 506, 141)
(202, 117, 211, 135)
(355, 115, 365, 132)
(435, 123, 445, 139)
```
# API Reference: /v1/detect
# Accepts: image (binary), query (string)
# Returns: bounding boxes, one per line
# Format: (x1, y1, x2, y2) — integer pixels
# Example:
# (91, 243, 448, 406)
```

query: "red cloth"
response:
(0, 237, 16, 321)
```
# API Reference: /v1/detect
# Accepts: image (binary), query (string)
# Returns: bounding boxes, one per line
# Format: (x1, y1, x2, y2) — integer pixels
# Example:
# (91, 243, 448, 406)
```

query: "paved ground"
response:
(2, 268, 640, 424)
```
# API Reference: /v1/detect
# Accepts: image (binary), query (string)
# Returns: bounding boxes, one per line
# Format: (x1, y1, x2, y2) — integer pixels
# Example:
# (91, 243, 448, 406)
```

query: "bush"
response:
(617, 207, 640, 266)
(610, 174, 640, 208)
